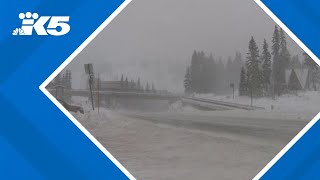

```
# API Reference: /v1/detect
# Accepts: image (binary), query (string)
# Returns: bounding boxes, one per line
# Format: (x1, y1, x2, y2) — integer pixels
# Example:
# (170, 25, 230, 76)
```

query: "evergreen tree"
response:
(151, 83, 156, 93)
(278, 28, 291, 92)
(65, 70, 72, 89)
(280, 28, 291, 68)
(303, 52, 318, 69)
(272, 26, 283, 96)
(239, 66, 247, 96)
(184, 66, 193, 94)
(145, 82, 150, 92)
(290, 55, 302, 69)
(208, 53, 217, 93)
(246, 37, 262, 96)
(232, 52, 243, 88)
(303, 53, 320, 90)
(120, 74, 124, 89)
(216, 57, 226, 93)
(124, 77, 129, 91)
(190, 50, 199, 93)
(198, 51, 207, 93)
(272, 26, 280, 56)
(55, 73, 62, 86)
(130, 79, 135, 90)
(226, 57, 233, 84)
(190, 50, 207, 93)
(137, 78, 141, 92)
(261, 39, 272, 95)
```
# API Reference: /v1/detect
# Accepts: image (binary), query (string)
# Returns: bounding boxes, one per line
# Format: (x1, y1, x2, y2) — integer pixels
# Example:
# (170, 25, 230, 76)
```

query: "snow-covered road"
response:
(75, 109, 308, 180)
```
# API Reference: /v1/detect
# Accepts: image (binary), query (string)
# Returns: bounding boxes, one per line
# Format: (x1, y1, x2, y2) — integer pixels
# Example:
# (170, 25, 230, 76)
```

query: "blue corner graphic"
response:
(0, 1, 130, 179)
(257, 0, 320, 179)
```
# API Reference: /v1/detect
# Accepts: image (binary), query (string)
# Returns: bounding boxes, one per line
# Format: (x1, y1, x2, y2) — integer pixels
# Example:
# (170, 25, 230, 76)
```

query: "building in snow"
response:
(285, 68, 310, 91)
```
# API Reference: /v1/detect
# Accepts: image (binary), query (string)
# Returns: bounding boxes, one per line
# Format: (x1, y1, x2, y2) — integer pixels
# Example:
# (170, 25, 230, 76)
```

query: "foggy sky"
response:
(68, 0, 302, 92)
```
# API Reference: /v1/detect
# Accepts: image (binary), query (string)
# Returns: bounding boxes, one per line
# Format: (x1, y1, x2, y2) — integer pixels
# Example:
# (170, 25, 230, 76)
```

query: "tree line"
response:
(184, 26, 320, 97)
(120, 74, 156, 93)
(240, 26, 320, 97)
(184, 51, 242, 94)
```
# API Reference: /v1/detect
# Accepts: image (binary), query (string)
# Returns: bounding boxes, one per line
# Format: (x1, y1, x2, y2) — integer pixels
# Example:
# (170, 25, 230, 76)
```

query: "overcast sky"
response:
(67, 0, 302, 92)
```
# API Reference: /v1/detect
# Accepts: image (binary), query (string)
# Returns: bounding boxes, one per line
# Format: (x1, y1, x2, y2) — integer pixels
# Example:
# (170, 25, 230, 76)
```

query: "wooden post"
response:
(96, 74, 100, 113)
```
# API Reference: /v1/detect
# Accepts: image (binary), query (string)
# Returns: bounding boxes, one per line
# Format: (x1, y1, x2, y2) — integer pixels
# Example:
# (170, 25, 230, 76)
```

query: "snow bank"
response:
(195, 91, 320, 120)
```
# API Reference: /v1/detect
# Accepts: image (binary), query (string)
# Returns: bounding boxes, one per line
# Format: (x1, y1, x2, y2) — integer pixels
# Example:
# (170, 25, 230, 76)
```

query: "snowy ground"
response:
(71, 103, 309, 180)
(195, 91, 320, 120)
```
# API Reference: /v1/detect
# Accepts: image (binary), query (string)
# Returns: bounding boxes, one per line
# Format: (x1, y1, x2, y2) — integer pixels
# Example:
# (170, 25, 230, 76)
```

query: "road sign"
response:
(84, 63, 94, 75)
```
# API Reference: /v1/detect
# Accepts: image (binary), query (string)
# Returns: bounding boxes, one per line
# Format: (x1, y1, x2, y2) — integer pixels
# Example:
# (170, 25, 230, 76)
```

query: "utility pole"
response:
(84, 64, 95, 111)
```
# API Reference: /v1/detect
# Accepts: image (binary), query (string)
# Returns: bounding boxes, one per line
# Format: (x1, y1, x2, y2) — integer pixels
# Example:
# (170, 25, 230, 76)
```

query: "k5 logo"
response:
(12, 12, 70, 36)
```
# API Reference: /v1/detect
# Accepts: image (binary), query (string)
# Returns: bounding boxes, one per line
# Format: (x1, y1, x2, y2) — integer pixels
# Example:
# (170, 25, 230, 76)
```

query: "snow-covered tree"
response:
(272, 26, 283, 96)
(303, 53, 320, 90)
(184, 66, 192, 94)
(190, 50, 200, 93)
(261, 39, 272, 95)
(246, 36, 262, 96)
(124, 77, 129, 90)
(145, 82, 150, 92)
(54, 73, 62, 86)
(272, 26, 280, 57)
(151, 83, 156, 93)
(239, 66, 247, 96)
(280, 28, 291, 69)
(120, 74, 124, 89)
(137, 77, 142, 92)
(289, 55, 302, 69)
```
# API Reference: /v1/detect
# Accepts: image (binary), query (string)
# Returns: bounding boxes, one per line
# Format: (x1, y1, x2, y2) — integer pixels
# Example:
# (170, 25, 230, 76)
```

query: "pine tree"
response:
(145, 82, 150, 92)
(303, 53, 320, 90)
(190, 50, 199, 93)
(184, 66, 192, 94)
(261, 39, 272, 95)
(207, 53, 216, 93)
(280, 28, 291, 68)
(246, 36, 262, 96)
(130, 79, 135, 90)
(226, 57, 233, 84)
(151, 83, 156, 93)
(233, 52, 243, 88)
(124, 77, 129, 91)
(198, 51, 207, 93)
(120, 74, 124, 89)
(216, 57, 226, 93)
(278, 28, 291, 92)
(55, 73, 62, 86)
(272, 26, 282, 96)
(290, 55, 302, 69)
(303, 52, 317, 69)
(272, 26, 280, 56)
(137, 78, 141, 92)
(65, 70, 72, 89)
(239, 66, 247, 96)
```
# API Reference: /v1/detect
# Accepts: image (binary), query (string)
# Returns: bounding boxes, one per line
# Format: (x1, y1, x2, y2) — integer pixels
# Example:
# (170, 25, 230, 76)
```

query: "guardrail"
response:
(184, 97, 265, 110)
